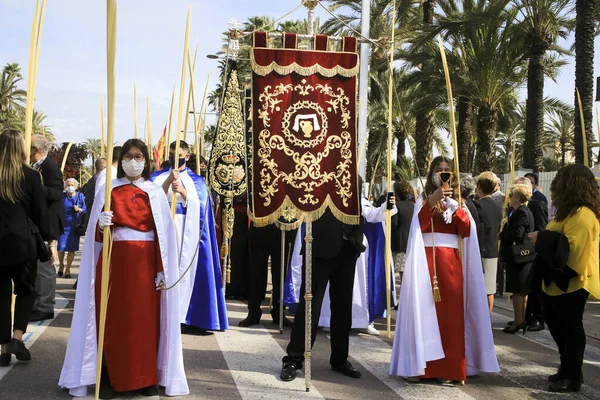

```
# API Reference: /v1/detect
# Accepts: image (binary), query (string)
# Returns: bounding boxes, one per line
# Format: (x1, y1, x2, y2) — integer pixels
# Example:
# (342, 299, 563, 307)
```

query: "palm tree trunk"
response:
(523, 50, 545, 172)
(561, 140, 566, 167)
(395, 128, 406, 167)
(415, 110, 434, 175)
(475, 105, 498, 173)
(457, 97, 474, 172)
(573, 0, 596, 165)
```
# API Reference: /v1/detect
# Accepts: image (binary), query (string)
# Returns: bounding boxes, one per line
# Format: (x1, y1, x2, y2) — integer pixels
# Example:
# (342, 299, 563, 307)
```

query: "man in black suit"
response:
(29, 135, 65, 322)
(525, 173, 548, 205)
(83, 157, 106, 227)
(516, 176, 548, 332)
(280, 209, 365, 381)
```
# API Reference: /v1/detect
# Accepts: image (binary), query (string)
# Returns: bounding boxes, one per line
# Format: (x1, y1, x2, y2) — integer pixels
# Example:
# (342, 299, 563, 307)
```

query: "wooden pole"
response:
(384, 0, 397, 339)
(96, 1, 117, 399)
(197, 74, 211, 158)
(100, 92, 105, 158)
(166, 87, 176, 162)
(437, 36, 462, 203)
(576, 88, 588, 167)
(171, 6, 191, 217)
(147, 96, 153, 159)
(183, 43, 199, 143)
(133, 82, 139, 139)
(60, 141, 74, 173)
(24, 0, 46, 161)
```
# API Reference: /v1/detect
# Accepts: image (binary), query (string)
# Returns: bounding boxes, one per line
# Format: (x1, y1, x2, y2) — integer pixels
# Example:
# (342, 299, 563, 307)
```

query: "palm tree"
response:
(573, 0, 597, 165)
(545, 110, 575, 167)
(84, 138, 102, 169)
(0, 63, 26, 114)
(515, 0, 574, 172)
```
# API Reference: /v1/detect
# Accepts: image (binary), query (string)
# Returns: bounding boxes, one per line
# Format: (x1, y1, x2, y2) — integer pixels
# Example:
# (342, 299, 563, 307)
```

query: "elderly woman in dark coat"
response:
(499, 183, 535, 334)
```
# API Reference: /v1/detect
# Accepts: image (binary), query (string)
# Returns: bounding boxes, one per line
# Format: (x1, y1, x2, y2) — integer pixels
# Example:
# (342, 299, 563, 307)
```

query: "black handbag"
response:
(511, 241, 536, 265)
(74, 193, 86, 236)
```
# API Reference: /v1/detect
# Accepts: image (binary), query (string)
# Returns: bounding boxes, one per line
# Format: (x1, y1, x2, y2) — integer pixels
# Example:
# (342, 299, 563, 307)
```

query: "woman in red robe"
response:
(95, 139, 165, 398)
(418, 156, 470, 382)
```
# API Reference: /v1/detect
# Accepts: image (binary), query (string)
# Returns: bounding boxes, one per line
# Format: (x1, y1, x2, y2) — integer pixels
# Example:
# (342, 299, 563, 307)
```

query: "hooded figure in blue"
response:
(151, 141, 228, 332)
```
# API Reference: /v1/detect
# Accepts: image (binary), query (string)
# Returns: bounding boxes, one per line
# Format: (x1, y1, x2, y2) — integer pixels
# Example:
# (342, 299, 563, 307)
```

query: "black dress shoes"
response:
(548, 378, 581, 393)
(140, 384, 159, 396)
(0, 353, 11, 367)
(9, 338, 31, 361)
(332, 361, 361, 378)
(280, 363, 299, 381)
(29, 311, 54, 322)
(238, 317, 261, 327)
(527, 320, 545, 332)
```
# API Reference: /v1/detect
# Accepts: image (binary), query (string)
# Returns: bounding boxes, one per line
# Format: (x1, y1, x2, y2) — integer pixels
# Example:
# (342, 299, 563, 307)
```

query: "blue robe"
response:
(58, 191, 86, 252)
(151, 168, 228, 330)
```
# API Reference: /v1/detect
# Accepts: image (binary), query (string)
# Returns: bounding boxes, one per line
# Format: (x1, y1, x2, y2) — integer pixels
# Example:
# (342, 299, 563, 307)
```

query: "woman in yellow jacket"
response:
(530, 164, 600, 393)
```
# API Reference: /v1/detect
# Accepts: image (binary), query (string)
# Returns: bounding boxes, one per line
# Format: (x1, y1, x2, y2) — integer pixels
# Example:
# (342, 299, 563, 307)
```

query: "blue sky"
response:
(0, 0, 598, 150)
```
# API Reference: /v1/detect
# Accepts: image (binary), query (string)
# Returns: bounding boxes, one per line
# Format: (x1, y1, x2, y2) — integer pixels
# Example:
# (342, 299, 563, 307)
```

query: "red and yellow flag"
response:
(154, 125, 167, 164)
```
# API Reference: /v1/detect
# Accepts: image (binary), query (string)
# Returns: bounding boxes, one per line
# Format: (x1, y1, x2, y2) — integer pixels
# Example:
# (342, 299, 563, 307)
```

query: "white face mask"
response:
(66, 186, 76, 194)
(121, 159, 145, 178)
(433, 174, 441, 188)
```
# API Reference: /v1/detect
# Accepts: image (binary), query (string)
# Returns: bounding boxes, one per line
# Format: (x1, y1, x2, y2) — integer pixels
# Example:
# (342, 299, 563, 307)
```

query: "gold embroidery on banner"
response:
(255, 79, 354, 212)
(209, 69, 247, 198)
(251, 50, 359, 78)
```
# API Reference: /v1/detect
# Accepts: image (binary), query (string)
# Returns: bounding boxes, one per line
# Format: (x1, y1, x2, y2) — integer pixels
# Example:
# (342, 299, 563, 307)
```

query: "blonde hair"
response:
(509, 183, 532, 204)
(0, 130, 26, 203)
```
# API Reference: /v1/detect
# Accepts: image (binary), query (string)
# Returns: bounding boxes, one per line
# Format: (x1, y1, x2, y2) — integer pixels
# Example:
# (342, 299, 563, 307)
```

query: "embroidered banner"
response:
(209, 63, 247, 199)
(250, 32, 360, 226)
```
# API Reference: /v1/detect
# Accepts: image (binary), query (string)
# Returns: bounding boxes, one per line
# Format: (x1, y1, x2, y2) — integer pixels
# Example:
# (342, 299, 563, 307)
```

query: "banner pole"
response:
(279, 230, 285, 334)
(304, 221, 313, 392)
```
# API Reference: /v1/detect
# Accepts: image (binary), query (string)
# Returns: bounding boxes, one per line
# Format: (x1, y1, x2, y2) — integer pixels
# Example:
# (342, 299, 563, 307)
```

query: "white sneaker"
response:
(359, 323, 380, 336)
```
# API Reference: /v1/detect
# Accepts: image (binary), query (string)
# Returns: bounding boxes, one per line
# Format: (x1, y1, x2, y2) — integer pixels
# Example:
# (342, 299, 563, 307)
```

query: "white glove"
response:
(442, 197, 459, 224)
(155, 272, 165, 289)
(98, 211, 114, 230)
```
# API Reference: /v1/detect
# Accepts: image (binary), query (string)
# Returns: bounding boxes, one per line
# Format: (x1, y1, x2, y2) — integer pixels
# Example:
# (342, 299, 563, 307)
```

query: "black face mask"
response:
(169, 156, 186, 169)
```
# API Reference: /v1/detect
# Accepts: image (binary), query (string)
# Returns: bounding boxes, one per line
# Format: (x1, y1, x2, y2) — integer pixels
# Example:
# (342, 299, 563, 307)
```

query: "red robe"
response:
(418, 201, 470, 381)
(95, 185, 163, 392)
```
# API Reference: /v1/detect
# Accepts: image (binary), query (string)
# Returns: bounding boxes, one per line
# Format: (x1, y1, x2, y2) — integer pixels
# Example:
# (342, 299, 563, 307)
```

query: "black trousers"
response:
(525, 261, 544, 323)
(283, 241, 359, 368)
(0, 260, 38, 344)
(226, 212, 249, 298)
(247, 237, 283, 319)
(246, 230, 297, 319)
(543, 289, 589, 381)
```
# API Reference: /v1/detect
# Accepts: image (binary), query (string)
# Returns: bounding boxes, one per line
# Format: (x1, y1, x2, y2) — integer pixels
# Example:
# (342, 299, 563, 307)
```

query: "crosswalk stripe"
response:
(215, 308, 325, 400)
(347, 334, 475, 400)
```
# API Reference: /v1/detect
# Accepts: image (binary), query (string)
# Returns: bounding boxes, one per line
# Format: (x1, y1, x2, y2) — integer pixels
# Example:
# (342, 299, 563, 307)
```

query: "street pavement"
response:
(1, 251, 599, 399)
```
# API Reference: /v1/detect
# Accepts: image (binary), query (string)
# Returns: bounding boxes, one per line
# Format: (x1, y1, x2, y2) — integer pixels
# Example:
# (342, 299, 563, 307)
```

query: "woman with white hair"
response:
(57, 178, 86, 278)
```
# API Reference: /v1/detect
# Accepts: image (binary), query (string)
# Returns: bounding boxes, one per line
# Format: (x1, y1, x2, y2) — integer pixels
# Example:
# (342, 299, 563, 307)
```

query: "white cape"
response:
(59, 178, 189, 396)
(151, 169, 200, 323)
(288, 201, 396, 328)
(390, 195, 499, 377)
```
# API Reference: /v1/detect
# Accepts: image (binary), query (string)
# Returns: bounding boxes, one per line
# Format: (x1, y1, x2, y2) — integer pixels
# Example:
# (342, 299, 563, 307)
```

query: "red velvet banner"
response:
(250, 32, 360, 226)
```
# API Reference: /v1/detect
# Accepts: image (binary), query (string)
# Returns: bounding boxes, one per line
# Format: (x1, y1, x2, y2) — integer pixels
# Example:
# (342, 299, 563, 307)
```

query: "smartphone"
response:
(386, 191, 394, 210)
(440, 172, 452, 184)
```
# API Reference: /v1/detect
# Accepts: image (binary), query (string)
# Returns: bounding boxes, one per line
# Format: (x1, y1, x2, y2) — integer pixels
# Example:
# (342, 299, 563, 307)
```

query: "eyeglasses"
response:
(123, 153, 145, 162)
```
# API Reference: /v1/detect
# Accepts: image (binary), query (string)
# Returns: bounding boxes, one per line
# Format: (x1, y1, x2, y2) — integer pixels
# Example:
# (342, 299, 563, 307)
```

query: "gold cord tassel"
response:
(433, 277, 442, 303)
(431, 218, 441, 303)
